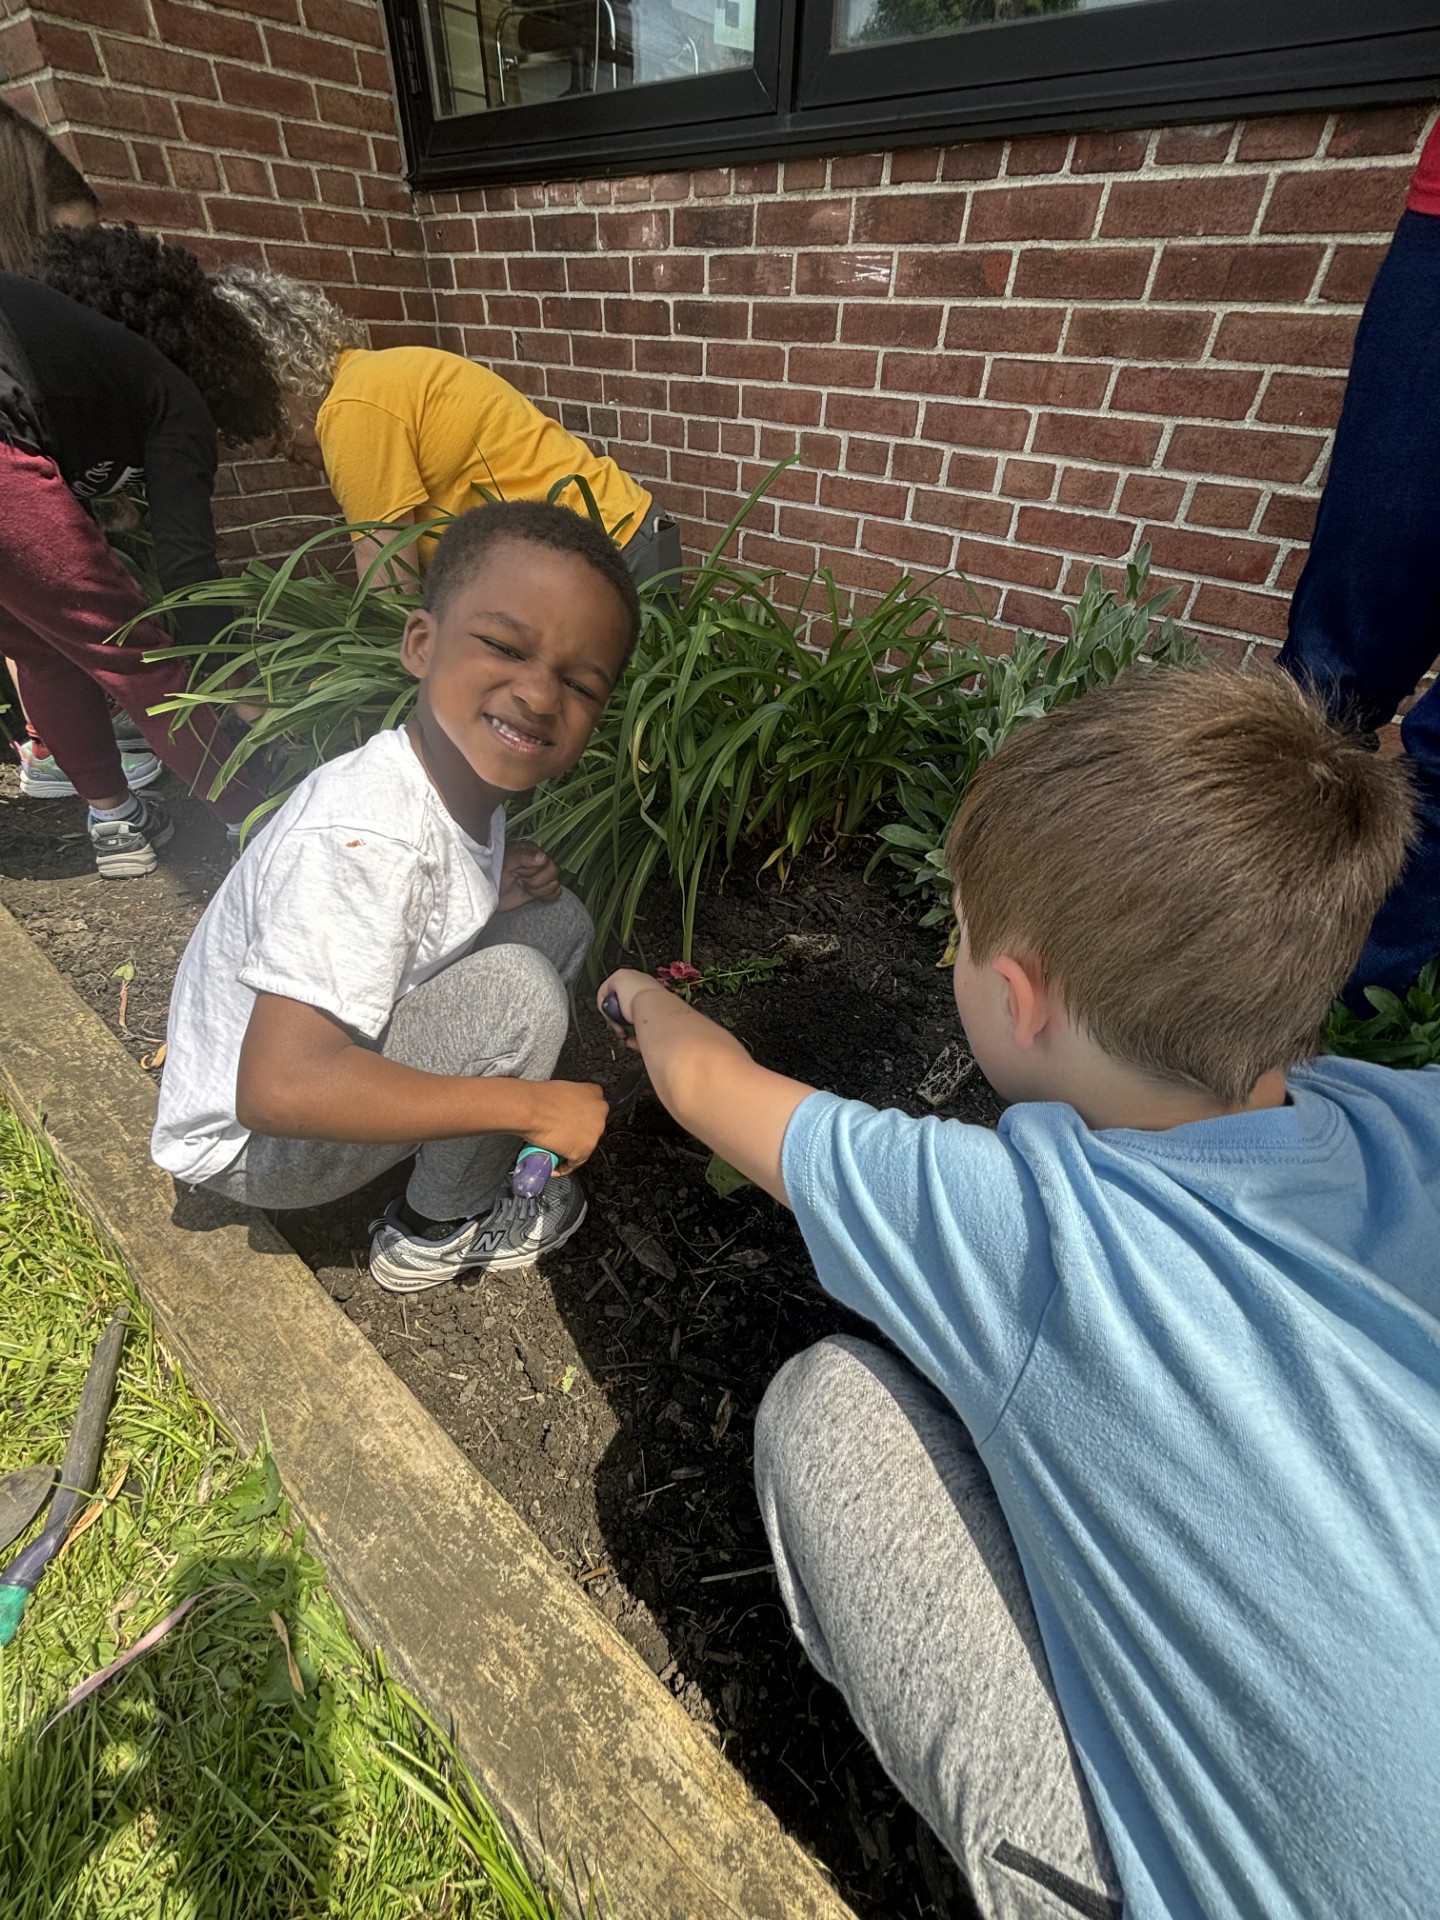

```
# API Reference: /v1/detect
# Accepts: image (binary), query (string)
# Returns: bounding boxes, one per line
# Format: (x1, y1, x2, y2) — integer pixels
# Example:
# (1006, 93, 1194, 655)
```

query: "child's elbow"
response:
(234, 1059, 301, 1136)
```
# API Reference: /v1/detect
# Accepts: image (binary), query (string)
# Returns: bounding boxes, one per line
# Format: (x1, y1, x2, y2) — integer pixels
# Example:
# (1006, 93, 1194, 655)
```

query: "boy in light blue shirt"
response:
(598, 666, 1440, 1920)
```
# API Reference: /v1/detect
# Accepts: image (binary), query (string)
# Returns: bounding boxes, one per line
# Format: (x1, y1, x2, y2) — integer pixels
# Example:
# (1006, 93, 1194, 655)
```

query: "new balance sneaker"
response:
(16, 736, 161, 798)
(88, 793, 175, 879)
(368, 1176, 588, 1293)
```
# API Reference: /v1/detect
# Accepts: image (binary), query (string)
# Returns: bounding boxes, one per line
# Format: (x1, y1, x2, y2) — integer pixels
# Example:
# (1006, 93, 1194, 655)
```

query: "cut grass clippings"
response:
(0, 1103, 560, 1920)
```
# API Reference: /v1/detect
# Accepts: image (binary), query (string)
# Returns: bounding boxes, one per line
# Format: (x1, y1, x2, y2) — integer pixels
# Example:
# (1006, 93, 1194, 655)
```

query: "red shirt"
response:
(1407, 115, 1440, 216)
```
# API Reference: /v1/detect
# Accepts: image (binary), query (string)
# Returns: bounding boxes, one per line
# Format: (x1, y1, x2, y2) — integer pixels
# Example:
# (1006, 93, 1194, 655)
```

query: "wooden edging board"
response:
(0, 902, 854, 1920)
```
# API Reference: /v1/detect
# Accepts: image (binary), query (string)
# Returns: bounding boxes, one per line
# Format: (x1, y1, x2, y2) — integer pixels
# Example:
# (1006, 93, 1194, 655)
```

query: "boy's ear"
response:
(400, 609, 435, 681)
(993, 952, 1050, 1051)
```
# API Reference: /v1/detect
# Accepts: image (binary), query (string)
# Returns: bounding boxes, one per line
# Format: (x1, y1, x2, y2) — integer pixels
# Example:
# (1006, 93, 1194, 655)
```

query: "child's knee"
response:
(755, 1335, 887, 1498)
(486, 942, 570, 1060)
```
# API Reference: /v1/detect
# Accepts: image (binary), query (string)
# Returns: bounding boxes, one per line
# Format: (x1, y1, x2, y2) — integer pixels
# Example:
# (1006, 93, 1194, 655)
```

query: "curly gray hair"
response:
(215, 266, 367, 399)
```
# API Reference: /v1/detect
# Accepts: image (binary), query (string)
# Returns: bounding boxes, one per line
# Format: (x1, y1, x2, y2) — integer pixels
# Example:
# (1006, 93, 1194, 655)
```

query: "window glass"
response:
(419, 0, 755, 116)
(835, 0, 1151, 56)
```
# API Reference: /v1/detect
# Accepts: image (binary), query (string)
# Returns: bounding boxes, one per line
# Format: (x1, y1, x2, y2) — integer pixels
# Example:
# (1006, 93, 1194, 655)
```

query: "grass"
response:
(0, 1102, 559, 1920)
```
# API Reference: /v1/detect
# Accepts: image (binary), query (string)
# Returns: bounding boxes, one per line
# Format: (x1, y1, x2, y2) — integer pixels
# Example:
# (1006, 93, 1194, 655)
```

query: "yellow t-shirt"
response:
(315, 346, 652, 558)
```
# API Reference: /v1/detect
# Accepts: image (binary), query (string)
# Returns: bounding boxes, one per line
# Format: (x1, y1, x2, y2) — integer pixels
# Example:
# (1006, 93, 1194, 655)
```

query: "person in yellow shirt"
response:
(217, 268, 681, 593)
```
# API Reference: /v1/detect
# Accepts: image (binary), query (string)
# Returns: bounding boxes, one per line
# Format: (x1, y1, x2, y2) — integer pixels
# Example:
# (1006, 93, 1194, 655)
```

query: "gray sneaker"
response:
(368, 1176, 588, 1294)
(88, 793, 174, 879)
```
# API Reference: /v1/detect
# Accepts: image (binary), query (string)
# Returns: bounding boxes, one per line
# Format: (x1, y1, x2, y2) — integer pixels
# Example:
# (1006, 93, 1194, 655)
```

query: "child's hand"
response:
(524, 1079, 609, 1173)
(597, 967, 667, 1043)
(499, 840, 562, 911)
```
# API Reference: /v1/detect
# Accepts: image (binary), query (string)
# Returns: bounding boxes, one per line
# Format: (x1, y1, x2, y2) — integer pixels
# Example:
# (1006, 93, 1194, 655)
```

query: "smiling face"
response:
(400, 536, 634, 827)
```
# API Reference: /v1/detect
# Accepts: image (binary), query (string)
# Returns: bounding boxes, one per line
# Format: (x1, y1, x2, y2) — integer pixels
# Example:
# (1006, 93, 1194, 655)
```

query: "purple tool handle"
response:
(602, 990, 635, 1035)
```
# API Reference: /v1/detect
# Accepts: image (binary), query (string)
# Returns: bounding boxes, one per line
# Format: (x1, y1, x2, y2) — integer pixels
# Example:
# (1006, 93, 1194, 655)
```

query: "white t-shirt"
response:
(152, 728, 505, 1185)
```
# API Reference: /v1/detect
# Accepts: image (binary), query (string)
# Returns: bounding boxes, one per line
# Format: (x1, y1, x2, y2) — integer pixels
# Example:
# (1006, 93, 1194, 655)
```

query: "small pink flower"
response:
(654, 960, 703, 988)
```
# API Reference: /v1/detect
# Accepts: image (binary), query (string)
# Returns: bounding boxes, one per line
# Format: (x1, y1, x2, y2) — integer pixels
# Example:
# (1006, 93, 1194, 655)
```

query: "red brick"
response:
(946, 451, 999, 490)
(572, 334, 634, 371)
(968, 183, 1102, 243)
(910, 490, 1013, 537)
(212, 62, 314, 118)
(1011, 246, 1152, 300)
(674, 204, 755, 248)
(1118, 473, 1185, 519)
(882, 351, 984, 396)
(635, 337, 699, 374)
(42, 0, 151, 30)
(707, 342, 785, 382)
(945, 304, 1061, 355)
(1319, 243, 1388, 305)
(673, 451, 740, 491)
(1000, 590, 1068, 636)
(68, 131, 131, 180)
(1327, 104, 1431, 159)
(1057, 467, 1119, 511)
(840, 303, 943, 349)
(281, 121, 369, 166)
(855, 193, 967, 245)
(941, 142, 1004, 182)
(777, 503, 862, 548)
(824, 393, 918, 437)
(734, 162, 780, 195)
(1262, 169, 1412, 236)
(1071, 130, 1148, 173)
(844, 438, 889, 477)
(752, 302, 836, 343)
(533, 212, 598, 253)
(453, 255, 507, 291)
(1154, 122, 1235, 166)
(36, 21, 103, 75)
(955, 535, 1063, 591)
(756, 198, 851, 247)
(985, 359, 1109, 408)
(1000, 459, 1056, 500)
(569, 254, 633, 293)
(1016, 505, 1133, 558)
(1102, 176, 1265, 239)
(133, 143, 169, 187)
(1234, 113, 1327, 162)
(1187, 483, 1261, 530)
(746, 385, 824, 426)
(223, 197, 308, 242)
(921, 401, 1030, 450)
(274, 161, 318, 200)
(221, 153, 272, 197)
(170, 148, 222, 192)
(795, 251, 895, 297)
(1033, 413, 1162, 465)
(1111, 366, 1260, 420)
(66, 81, 181, 139)
(591, 207, 666, 253)
(783, 158, 827, 191)
(507, 255, 567, 293)
(708, 253, 792, 297)
(1006, 135, 1071, 177)
(1258, 492, 1318, 541)
(264, 22, 359, 80)
(1257, 372, 1347, 429)
(1190, 583, 1289, 642)
(690, 167, 730, 199)
(897, 250, 1011, 299)
(1274, 548, 1306, 592)
(541, 294, 603, 331)
(549, 367, 604, 405)
(789, 345, 879, 389)
(1212, 311, 1358, 370)
(660, 379, 736, 418)
(1165, 425, 1325, 484)
(1065, 308, 1211, 360)
(1151, 241, 1323, 304)
(889, 146, 940, 184)
(891, 443, 944, 484)
(99, 184, 204, 228)
(671, 299, 746, 339)
(300, 0, 384, 43)
(487, 293, 541, 328)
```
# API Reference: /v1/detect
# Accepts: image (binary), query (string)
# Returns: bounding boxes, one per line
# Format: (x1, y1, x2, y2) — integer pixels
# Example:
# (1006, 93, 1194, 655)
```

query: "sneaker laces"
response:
(487, 1193, 539, 1231)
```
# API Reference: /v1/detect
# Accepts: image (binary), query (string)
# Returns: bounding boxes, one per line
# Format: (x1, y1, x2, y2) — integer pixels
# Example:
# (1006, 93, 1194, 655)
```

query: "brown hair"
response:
(945, 664, 1416, 1103)
(0, 98, 96, 275)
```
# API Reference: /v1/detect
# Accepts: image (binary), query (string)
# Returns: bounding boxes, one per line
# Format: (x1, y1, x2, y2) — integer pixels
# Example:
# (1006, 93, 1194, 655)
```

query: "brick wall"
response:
(0, 0, 437, 553)
(420, 103, 1438, 659)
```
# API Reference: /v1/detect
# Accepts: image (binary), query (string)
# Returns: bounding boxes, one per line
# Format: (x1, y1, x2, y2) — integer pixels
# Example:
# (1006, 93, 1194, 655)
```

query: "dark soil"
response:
(0, 759, 1002, 1919)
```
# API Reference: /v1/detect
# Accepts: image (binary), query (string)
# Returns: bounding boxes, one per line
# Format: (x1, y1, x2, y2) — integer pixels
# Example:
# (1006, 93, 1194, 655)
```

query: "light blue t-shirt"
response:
(782, 1056, 1440, 1920)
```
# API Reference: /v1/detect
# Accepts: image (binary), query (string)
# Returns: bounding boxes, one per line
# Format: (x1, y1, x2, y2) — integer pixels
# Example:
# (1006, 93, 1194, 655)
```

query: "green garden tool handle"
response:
(0, 1305, 128, 1646)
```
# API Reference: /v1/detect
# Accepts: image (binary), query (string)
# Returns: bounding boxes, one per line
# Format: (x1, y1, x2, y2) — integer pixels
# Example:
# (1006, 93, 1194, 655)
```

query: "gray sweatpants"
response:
(755, 1336, 1122, 1920)
(203, 890, 592, 1221)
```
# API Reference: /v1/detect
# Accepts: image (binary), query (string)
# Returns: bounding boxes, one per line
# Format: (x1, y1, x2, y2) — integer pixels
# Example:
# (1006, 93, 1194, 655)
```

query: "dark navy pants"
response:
(1279, 209, 1440, 1002)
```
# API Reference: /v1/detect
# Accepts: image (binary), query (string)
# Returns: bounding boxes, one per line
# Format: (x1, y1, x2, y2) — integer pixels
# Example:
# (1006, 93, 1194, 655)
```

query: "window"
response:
(385, 0, 1440, 187)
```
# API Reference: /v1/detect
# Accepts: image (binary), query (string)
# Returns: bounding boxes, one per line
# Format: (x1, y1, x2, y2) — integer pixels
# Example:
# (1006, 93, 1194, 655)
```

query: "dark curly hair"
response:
(33, 223, 284, 445)
(425, 499, 642, 646)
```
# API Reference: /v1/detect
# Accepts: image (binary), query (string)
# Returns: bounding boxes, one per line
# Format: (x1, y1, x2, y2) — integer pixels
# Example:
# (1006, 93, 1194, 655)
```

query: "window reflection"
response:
(420, 0, 755, 115)
(836, 0, 1151, 54)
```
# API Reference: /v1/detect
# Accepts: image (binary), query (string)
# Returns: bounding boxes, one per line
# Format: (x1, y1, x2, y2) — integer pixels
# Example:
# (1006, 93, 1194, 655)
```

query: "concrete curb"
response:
(0, 902, 854, 1920)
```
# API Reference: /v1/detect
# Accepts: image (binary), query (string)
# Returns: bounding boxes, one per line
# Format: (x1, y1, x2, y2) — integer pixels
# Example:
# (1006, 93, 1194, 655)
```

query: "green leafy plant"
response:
(1325, 958, 1440, 1068)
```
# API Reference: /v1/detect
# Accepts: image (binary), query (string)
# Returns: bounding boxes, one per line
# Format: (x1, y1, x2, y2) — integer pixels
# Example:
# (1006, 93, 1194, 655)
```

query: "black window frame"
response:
(386, 0, 1440, 190)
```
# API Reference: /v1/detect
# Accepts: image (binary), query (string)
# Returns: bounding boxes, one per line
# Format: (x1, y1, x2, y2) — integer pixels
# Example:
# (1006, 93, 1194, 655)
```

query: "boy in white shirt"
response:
(153, 500, 637, 1292)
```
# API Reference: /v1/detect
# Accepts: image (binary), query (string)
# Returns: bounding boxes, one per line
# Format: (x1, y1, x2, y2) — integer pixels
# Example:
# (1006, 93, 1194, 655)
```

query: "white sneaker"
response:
(368, 1177, 588, 1293)
(17, 737, 161, 799)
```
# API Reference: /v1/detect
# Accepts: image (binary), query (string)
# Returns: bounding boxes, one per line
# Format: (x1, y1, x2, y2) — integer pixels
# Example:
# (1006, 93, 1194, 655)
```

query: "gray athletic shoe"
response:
(368, 1176, 588, 1294)
(88, 793, 174, 879)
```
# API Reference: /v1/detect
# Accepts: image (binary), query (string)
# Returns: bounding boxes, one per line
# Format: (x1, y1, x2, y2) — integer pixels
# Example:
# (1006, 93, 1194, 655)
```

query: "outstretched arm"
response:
(596, 968, 815, 1207)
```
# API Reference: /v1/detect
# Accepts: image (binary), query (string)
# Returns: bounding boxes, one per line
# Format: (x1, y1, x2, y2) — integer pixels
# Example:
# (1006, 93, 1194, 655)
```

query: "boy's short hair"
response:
(945, 664, 1415, 1103)
(423, 499, 642, 649)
